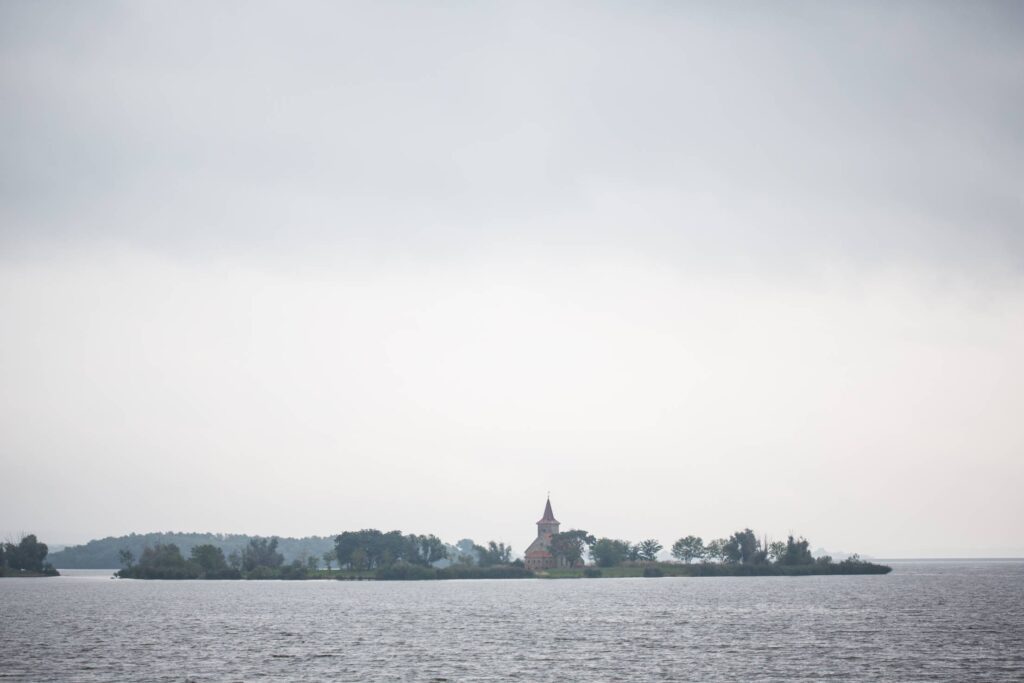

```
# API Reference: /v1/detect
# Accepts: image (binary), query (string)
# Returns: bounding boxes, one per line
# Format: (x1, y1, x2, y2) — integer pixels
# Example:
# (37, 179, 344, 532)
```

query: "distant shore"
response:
(109, 560, 891, 581)
(0, 568, 60, 578)
(540, 561, 892, 579)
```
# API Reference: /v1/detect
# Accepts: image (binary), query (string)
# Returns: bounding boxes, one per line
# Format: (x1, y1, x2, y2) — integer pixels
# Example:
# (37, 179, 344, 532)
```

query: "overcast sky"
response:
(2, 2, 1022, 557)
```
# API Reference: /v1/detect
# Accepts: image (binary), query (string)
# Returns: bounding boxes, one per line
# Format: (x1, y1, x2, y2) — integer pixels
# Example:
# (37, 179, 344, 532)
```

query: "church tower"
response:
(524, 495, 566, 571)
(537, 497, 560, 538)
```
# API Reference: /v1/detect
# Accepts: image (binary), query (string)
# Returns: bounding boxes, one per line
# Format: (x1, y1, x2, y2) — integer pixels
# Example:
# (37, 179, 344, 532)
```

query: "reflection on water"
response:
(2, 561, 1023, 681)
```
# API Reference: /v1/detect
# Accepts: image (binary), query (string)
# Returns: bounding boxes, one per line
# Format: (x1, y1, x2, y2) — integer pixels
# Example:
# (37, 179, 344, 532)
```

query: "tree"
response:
(637, 539, 663, 562)
(376, 530, 406, 568)
(190, 544, 228, 574)
(123, 543, 198, 579)
(335, 531, 361, 569)
(455, 539, 477, 557)
(589, 538, 631, 567)
(227, 550, 242, 570)
(6, 534, 50, 572)
(118, 549, 136, 569)
(779, 535, 814, 565)
(242, 537, 284, 571)
(767, 541, 786, 563)
(474, 541, 513, 567)
(671, 536, 705, 564)
(723, 529, 760, 565)
(334, 529, 408, 570)
(705, 538, 727, 563)
(406, 534, 448, 566)
(350, 548, 368, 571)
(322, 549, 336, 571)
(306, 556, 319, 571)
(549, 530, 595, 567)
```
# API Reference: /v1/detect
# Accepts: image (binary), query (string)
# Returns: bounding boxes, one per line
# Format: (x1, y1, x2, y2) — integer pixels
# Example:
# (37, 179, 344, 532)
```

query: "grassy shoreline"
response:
(228, 561, 892, 581)
(0, 568, 60, 578)
(539, 560, 891, 579)
(112, 560, 892, 581)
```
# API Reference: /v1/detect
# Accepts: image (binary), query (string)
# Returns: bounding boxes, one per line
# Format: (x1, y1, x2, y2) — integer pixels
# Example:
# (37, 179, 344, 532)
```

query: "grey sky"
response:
(1, 2, 1022, 557)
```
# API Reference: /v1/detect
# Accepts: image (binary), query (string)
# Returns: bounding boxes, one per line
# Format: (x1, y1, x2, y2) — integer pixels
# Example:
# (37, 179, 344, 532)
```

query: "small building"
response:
(523, 497, 577, 570)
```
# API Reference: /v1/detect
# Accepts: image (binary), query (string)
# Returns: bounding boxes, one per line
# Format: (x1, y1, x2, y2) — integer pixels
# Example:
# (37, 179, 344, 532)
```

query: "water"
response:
(2, 561, 1023, 681)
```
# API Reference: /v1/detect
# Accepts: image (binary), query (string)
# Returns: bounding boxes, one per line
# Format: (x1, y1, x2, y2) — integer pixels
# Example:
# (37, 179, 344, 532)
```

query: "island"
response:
(106, 498, 889, 580)
(0, 534, 60, 577)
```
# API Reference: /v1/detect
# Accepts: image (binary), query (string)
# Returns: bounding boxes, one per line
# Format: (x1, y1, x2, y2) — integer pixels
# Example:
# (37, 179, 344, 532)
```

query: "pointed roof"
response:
(537, 496, 560, 524)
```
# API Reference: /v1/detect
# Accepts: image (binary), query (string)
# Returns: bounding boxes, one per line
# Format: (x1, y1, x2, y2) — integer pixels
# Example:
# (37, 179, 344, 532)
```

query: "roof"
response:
(537, 497, 559, 524)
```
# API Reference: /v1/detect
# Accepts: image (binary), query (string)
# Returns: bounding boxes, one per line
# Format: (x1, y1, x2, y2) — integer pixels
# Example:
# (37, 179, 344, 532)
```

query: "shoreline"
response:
(0, 569, 61, 578)
(105, 560, 892, 581)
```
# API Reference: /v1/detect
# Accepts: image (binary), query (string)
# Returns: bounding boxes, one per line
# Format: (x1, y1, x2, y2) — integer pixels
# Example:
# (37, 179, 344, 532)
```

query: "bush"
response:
(375, 564, 437, 581)
(204, 568, 242, 580)
(278, 562, 309, 580)
(439, 565, 534, 580)
(642, 566, 665, 578)
(245, 566, 280, 580)
(375, 564, 536, 581)
(583, 567, 602, 578)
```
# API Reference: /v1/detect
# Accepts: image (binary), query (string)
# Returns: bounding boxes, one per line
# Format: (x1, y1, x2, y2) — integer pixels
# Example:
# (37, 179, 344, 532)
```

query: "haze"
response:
(1, 2, 1022, 558)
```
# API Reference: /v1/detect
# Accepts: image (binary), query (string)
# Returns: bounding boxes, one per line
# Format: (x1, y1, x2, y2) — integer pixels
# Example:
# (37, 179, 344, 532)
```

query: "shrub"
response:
(375, 564, 437, 581)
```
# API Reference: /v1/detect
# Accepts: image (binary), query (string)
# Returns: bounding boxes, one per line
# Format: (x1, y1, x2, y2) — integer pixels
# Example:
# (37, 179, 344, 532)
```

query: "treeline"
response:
(50, 532, 336, 569)
(333, 530, 448, 570)
(115, 529, 529, 580)
(667, 529, 879, 570)
(330, 530, 525, 580)
(543, 528, 889, 575)
(111, 526, 889, 580)
(116, 537, 314, 580)
(332, 530, 515, 570)
(0, 534, 59, 577)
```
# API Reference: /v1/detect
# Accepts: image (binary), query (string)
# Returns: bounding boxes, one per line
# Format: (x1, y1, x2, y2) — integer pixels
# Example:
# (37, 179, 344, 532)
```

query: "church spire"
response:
(537, 495, 559, 524)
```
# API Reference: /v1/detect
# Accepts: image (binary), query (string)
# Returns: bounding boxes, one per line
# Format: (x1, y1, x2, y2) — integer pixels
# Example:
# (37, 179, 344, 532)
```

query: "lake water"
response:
(2, 561, 1023, 681)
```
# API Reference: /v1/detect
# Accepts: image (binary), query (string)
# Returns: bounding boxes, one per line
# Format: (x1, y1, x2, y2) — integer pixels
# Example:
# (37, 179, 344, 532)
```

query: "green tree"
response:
(422, 535, 449, 565)
(670, 536, 705, 564)
(474, 541, 513, 567)
(549, 530, 595, 567)
(322, 549, 336, 571)
(242, 537, 284, 571)
(190, 544, 228, 574)
(334, 531, 362, 569)
(705, 538, 727, 563)
(723, 528, 760, 565)
(589, 538, 631, 567)
(406, 534, 448, 566)
(118, 548, 136, 569)
(767, 541, 786, 563)
(377, 530, 406, 567)
(122, 543, 199, 579)
(637, 539, 663, 561)
(334, 529, 408, 570)
(6, 534, 50, 572)
(350, 548, 368, 571)
(780, 535, 814, 565)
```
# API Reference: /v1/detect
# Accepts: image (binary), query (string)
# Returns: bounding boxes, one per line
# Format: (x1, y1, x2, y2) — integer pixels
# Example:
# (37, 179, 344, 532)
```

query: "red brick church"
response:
(524, 496, 577, 570)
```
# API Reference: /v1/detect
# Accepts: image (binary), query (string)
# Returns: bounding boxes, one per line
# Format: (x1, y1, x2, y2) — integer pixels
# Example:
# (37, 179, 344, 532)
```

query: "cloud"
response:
(1, 2, 1021, 273)
(1, 3, 1023, 555)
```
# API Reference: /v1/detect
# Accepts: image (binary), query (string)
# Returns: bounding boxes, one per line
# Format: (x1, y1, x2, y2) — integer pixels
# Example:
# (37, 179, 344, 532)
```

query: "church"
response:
(523, 496, 578, 570)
